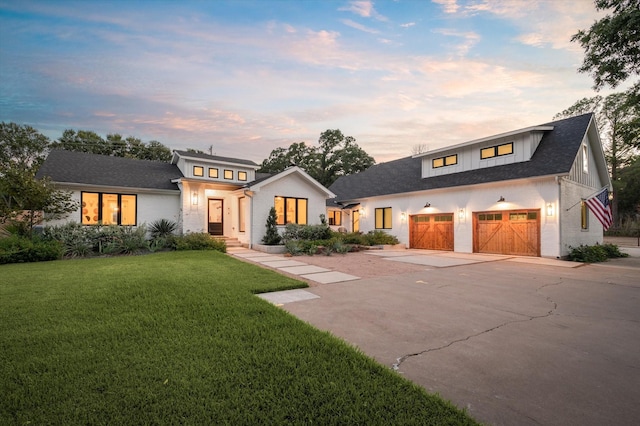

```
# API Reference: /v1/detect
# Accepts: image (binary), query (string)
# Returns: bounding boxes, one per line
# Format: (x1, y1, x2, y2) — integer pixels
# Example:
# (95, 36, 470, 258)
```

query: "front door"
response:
(208, 199, 223, 236)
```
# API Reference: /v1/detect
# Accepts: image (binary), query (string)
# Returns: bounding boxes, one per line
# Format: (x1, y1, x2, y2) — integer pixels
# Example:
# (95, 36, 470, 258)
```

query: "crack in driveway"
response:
(392, 280, 562, 371)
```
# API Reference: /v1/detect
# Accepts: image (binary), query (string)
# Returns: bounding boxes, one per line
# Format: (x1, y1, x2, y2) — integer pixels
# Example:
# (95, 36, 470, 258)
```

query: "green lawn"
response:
(1, 251, 478, 425)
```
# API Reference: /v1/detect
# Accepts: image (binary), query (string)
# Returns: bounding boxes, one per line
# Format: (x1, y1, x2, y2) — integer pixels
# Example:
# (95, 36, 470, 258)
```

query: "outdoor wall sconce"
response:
(401, 212, 407, 222)
(359, 208, 365, 217)
(424, 202, 431, 208)
(546, 202, 555, 217)
(458, 208, 465, 220)
(497, 196, 505, 202)
(191, 191, 198, 205)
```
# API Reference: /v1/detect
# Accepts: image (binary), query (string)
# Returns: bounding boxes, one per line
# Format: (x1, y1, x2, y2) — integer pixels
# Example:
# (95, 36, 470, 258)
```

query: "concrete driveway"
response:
(278, 252, 640, 425)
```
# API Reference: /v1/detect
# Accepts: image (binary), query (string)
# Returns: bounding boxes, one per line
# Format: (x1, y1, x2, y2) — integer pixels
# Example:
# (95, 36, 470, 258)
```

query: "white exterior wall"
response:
(42, 186, 181, 231)
(559, 179, 605, 256)
(250, 173, 329, 246)
(355, 178, 562, 257)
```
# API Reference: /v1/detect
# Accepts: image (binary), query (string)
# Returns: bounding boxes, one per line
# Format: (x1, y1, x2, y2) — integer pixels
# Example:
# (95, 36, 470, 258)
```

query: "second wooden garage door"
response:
(410, 214, 454, 250)
(473, 210, 540, 256)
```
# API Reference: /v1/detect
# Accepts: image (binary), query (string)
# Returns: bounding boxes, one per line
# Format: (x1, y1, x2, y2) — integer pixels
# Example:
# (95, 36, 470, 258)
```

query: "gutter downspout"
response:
(556, 175, 562, 258)
(243, 189, 254, 249)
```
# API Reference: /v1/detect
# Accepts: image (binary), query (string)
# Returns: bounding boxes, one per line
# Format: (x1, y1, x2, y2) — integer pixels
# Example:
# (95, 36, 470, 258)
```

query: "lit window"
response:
(328, 211, 341, 226)
(193, 166, 204, 177)
(238, 171, 247, 181)
(582, 144, 589, 173)
(375, 207, 392, 229)
(224, 169, 233, 180)
(433, 154, 457, 168)
(274, 196, 308, 225)
(209, 168, 218, 178)
(481, 142, 513, 159)
(238, 197, 246, 232)
(81, 192, 136, 226)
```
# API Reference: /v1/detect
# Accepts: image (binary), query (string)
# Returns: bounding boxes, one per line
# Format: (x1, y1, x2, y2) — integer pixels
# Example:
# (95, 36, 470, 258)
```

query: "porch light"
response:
(424, 202, 431, 208)
(458, 208, 465, 220)
(497, 196, 505, 203)
(546, 202, 555, 217)
(401, 212, 407, 222)
(191, 191, 198, 205)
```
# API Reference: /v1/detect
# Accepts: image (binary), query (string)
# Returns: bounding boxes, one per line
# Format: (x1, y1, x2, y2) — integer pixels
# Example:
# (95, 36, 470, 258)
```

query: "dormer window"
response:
(432, 154, 458, 169)
(238, 171, 247, 181)
(224, 169, 233, 180)
(193, 166, 204, 177)
(209, 167, 219, 178)
(481, 142, 513, 159)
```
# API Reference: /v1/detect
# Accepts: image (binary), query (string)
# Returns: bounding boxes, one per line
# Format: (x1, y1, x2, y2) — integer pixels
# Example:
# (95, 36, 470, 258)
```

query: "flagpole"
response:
(565, 186, 609, 211)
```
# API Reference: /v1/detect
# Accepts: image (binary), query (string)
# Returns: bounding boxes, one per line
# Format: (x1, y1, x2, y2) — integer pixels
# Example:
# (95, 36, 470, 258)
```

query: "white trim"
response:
(247, 166, 336, 198)
(52, 182, 179, 195)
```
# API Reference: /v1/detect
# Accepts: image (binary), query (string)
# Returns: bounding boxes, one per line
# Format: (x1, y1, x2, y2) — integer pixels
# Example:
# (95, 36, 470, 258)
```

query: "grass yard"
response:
(1, 251, 478, 425)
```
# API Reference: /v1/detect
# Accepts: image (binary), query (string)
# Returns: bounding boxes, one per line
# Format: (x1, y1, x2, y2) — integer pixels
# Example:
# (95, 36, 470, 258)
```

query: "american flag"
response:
(585, 188, 613, 231)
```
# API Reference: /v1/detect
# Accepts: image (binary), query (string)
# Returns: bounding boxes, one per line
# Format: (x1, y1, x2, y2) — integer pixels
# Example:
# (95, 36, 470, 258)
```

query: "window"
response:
(581, 201, 589, 229)
(238, 171, 247, 181)
(481, 142, 513, 159)
(238, 197, 246, 232)
(274, 196, 307, 225)
(375, 207, 392, 229)
(328, 210, 341, 226)
(353, 210, 360, 233)
(209, 168, 219, 178)
(224, 169, 233, 180)
(478, 213, 503, 221)
(81, 192, 136, 225)
(432, 154, 458, 169)
(582, 144, 589, 173)
(193, 166, 204, 177)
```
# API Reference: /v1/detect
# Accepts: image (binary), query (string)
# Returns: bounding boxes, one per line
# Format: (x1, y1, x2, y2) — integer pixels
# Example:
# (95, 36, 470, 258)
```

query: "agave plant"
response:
(149, 219, 178, 239)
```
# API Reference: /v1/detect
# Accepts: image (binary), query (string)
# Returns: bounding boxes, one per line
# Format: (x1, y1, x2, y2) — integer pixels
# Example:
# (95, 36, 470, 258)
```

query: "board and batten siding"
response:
(421, 130, 547, 179)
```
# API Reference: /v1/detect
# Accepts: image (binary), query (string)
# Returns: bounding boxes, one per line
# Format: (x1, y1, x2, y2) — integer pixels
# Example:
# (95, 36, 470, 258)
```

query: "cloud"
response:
(432, 28, 480, 56)
(339, 1, 388, 21)
(400, 22, 416, 28)
(341, 19, 380, 34)
(432, 0, 459, 14)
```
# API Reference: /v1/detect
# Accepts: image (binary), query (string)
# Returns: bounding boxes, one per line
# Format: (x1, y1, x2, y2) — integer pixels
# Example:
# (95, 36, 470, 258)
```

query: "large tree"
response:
(572, 0, 640, 97)
(259, 130, 375, 187)
(50, 129, 172, 162)
(0, 123, 77, 235)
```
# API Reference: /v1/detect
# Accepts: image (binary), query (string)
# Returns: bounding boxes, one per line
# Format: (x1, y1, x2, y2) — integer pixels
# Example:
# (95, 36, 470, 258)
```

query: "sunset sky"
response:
(0, 0, 614, 163)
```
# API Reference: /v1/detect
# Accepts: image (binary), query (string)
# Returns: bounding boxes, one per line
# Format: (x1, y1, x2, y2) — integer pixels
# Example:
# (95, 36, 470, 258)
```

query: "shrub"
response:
(43, 222, 93, 258)
(567, 243, 628, 263)
(363, 230, 400, 246)
(101, 226, 149, 255)
(0, 235, 63, 264)
(174, 233, 226, 252)
(282, 223, 331, 242)
(341, 232, 366, 245)
(262, 207, 282, 245)
(284, 240, 303, 256)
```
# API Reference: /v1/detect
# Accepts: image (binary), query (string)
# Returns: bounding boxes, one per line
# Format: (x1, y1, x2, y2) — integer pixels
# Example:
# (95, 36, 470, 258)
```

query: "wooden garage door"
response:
(410, 214, 454, 250)
(473, 210, 540, 256)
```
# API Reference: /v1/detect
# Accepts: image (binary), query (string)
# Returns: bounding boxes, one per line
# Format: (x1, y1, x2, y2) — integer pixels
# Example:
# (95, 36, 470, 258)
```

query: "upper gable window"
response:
(582, 144, 589, 173)
(432, 154, 458, 169)
(481, 142, 513, 160)
(224, 170, 233, 180)
(193, 166, 204, 177)
(238, 171, 247, 181)
(209, 168, 219, 178)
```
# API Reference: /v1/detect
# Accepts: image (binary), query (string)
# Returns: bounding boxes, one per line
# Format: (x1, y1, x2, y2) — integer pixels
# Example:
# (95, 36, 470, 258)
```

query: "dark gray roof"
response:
(36, 150, 183, 191)
(173, 150, 258, 167)
(329, 113, 593, 204)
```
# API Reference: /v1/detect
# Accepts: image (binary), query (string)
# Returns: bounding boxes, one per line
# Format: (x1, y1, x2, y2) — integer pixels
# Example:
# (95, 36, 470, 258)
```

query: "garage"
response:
(473, 209, 540, 256)
(410, 214, 454, 250)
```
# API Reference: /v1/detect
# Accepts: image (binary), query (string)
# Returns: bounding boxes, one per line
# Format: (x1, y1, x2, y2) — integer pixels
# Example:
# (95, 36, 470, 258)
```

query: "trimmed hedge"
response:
(0, 236, 63, 264)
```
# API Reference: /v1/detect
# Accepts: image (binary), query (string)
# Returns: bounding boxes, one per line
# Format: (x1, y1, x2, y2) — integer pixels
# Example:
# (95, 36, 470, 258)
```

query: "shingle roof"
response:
(36, 150, 183, 191)
(173, 150, 259, 167)
(329, 113, 593, 203)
